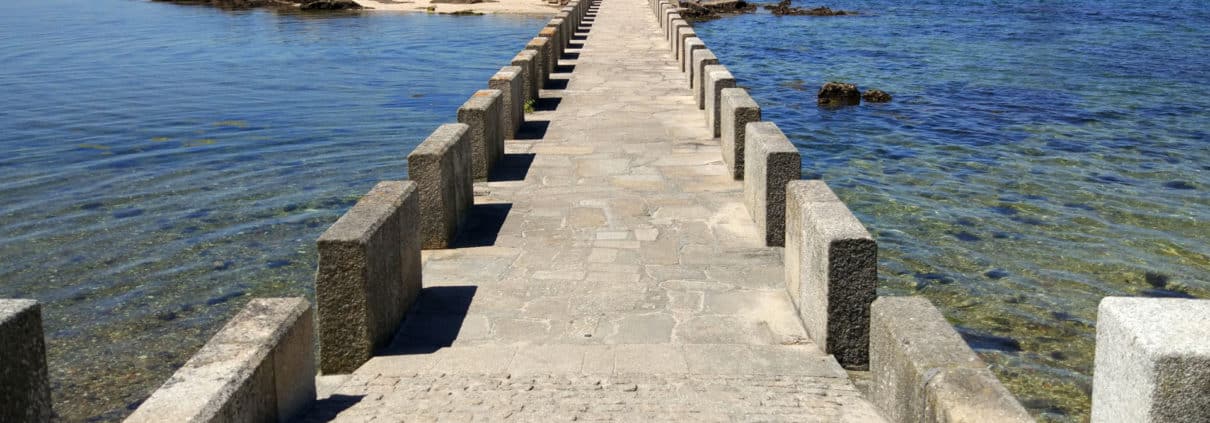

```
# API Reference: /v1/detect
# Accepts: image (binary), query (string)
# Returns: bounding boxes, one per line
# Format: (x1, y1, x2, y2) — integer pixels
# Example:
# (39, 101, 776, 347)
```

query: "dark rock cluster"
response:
(678, 0, 757, 22)
(154, 0, 361, 10)
(765, 1, 855, 17)
(818, 82, 892, 106)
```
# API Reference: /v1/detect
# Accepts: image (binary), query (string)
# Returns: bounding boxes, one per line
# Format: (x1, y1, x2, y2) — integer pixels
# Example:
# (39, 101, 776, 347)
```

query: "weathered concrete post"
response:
(128, 298, 317, 423)
(683, 37, 705, 73)
(316, 181, 421, 374)
(674, 26, 697, 63)
(457, 89, 504, 181)
(785, 180, 876, 367)
(408, 123, 473, 249)
(539, 26, 562, 71)
(704, 65, 736, 138)
(1091, 297, 1210, 423)
(511, 50, 538, 106)
(743, 122, 800, 246)
(668, 18, 687, 45)
(524, 37, 552, 88)
(0, 300, 53, 423)
(489, 66, 525, 140)
(692, 48, 719, 100)
(720, 88, 761, 179)
(870, 296, 1033, 422)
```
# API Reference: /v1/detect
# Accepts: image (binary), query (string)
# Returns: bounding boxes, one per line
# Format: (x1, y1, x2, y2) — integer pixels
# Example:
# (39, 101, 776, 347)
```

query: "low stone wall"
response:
(703, 64, 736, 138)
(458, 89, 504, 181)
(1091, 297, 1210, 422)
(0, 299, 53, 423)
(316, 181, 421, 374)
(127, 298, 315, 423)
(785, 180, 875, 368)
(720, 87, 760, 179)
(870, 296, 1033, 423)
(743, 121, 800, 246)
(408, 123, 473, 249)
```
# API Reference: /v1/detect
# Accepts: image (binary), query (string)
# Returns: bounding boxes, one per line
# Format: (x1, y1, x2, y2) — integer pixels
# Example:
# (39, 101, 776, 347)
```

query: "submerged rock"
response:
(817, 81, 861, 106)
(765, 1, 856, 17)
(300, 0, 363, 9)
(862, 89, 892, 103)
(678, 0, 757, 22)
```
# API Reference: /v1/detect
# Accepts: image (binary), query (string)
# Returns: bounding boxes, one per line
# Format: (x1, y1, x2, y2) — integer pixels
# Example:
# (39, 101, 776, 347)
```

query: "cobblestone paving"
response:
(306, 0, 888, 419)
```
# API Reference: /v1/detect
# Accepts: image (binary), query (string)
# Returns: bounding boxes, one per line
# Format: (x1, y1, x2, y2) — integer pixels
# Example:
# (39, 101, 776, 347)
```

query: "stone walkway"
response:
(306, 0, 886, 420)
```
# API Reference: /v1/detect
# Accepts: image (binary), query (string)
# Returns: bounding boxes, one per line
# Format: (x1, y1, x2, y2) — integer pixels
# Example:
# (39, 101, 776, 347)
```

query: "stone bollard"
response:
(511, 49, 539, 105)
(457, 89, 504, 181)
(869, 297, 1033, 422)
(408, 123, 473, 249)
(785, 180, 876, 367)
(524, 37, 552, 88)
(1091, 297, 1210, 423)
(489, 66, 525, 140)
(658, 3, 674, 28)
(549, 16, 569, 55)
(692, 49, 719, 105)
(0, 300, 53, 423)
(128, 298, 317, 423)
(662, 7, 680, 32)
(704, 65, 736, 138)
(539, 26, 562, 69)
(674, 26, 697, 63)
(560, 7, 577, 34)
(683, 37, 705, 73)
(743, 122, 800, 246)
(720, 88, 761, 179)
(668, 18, 687, 46)
(316, 181, 421, 374)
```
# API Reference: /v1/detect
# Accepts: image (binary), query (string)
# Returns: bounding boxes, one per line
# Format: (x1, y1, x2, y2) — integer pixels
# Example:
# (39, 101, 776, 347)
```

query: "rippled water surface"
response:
(694, 1, 1208, 420)
(0, 0, 545, 420)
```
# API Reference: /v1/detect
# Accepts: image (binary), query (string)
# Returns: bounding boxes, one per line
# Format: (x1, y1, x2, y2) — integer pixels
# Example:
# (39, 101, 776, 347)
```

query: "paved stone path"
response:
(306, 0, 887, 420)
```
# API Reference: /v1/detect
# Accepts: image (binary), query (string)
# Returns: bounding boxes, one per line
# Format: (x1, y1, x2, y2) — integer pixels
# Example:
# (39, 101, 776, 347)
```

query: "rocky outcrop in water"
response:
(678, 0, 757, 22)
(862, 89, 892, 103)
(154, 0, 361, 10)
(765, 1, 856, 17)
(817, 82, 861, 106)
(300, 0, 362, 9)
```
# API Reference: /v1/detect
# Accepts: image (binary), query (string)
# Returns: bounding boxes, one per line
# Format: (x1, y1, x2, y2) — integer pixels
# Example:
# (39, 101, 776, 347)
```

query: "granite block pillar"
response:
(407, 123, 473, 249)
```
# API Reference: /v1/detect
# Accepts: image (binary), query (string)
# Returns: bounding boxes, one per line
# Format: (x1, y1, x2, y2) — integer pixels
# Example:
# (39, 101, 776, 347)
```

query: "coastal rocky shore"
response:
(155, 0, 363, 10)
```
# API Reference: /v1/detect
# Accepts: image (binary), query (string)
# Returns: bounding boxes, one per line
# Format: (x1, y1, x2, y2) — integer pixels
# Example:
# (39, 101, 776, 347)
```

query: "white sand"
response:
(355, 0, 560, 15)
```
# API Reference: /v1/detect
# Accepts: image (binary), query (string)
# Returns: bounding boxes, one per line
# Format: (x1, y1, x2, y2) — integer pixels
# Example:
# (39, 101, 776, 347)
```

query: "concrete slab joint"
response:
(0, 299, 53, 423)
(869, 296, 1033, 423)
(720, 88, 761, 179)
(315, 181, 421, 374)
(1091, 297, 1210, 423)
(458, 89, 504, 181)
(704, 65, 737, 138)
(407, 123, 474, 249)
(489, 66, 525, 140)
(742, 122, 800, 246)
(127, 297, 317, 423)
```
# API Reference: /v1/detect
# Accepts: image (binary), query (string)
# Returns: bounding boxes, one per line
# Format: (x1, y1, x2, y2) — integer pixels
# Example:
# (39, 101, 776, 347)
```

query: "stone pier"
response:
(119, 0, 1051, 420)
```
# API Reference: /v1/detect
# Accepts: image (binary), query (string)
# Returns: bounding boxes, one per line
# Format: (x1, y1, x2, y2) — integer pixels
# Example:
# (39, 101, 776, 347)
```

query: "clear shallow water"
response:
(694, 1, 1208, 420)
(0, 0, 545, 420)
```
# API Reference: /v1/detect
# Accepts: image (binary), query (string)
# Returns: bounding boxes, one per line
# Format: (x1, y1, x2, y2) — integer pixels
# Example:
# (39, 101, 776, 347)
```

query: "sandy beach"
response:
(355, 0, 560, 15)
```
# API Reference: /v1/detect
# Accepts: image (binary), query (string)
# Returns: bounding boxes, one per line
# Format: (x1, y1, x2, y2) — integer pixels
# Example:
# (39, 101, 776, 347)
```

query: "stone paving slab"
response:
(305, 0, 887, 419)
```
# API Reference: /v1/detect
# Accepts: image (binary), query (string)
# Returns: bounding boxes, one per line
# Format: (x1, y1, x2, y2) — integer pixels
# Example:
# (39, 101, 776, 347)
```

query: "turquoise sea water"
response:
(0, 0, 545, 420)
(694, 1, 1208, 420)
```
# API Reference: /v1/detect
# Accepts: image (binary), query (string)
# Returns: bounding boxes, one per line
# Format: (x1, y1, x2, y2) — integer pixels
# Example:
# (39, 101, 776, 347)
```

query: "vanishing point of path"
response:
(306, 0, 887, 420)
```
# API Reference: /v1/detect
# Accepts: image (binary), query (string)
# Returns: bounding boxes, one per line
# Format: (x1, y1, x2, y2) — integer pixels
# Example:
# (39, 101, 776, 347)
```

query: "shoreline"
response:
(356, 0, 561, 15)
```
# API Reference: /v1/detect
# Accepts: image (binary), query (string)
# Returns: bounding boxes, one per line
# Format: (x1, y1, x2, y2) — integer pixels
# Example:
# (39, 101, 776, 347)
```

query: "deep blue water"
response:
(0, 0, 545, 420)
(694, 1, 1208, 420)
